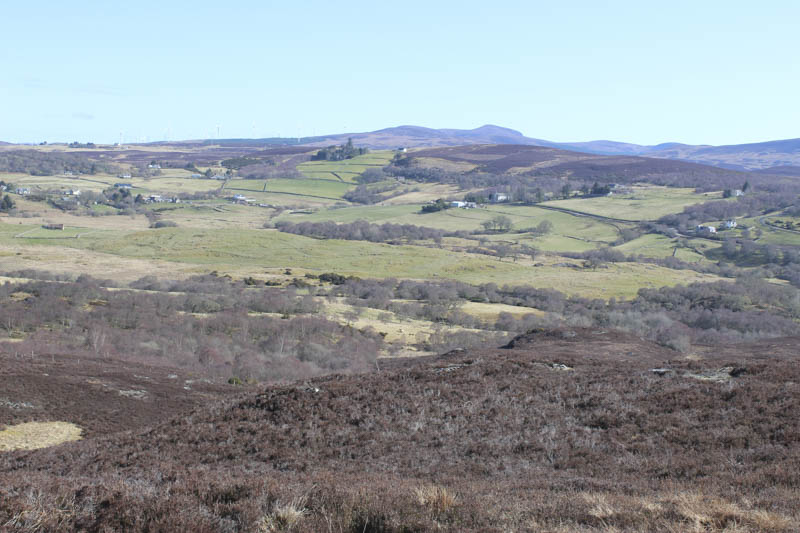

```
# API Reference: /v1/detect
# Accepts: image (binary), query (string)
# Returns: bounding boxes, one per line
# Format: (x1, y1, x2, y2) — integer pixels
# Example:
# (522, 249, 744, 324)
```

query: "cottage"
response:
(450, 201, 467, 208)
(148, 194, 163, 203)
(724, 220, 737, 229)
(733, 189, 744, 197)
(118, 173, 132, 179)
(696, 225, 717, 234)
(15, 188, 30, 195)
(490, 192, 509, 203)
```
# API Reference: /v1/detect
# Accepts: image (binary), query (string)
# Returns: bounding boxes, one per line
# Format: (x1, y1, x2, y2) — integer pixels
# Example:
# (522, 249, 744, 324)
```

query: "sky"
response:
(2, 1, 798, 146)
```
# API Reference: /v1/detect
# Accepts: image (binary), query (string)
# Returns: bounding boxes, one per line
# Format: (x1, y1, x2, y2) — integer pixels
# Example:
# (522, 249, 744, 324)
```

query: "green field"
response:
(274, 203, 623, 253)
(6, 174, 113, 193)
(0, 222, 720, 299)
(543, 186, 721, 221)
(612, 233, 716, 263)
(297, 151, 394, 183)
(225, 178, 353, 200)
(12, 226, 97, 240)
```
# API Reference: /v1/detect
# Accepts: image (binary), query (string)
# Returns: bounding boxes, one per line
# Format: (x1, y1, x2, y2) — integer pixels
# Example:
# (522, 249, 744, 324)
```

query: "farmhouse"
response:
(696, 225, 717, 234)
(724, 220, 738, 229)
(490, 192, 509, 203)
(734, 189, 744, 197)
(114, 183, 133, 189)
(15, 188, 30, 195)
(42, 223, 64, 230)
(148, 194, 163, 203)
(118, 173, 132, 179)
(450, 201, 467, 208)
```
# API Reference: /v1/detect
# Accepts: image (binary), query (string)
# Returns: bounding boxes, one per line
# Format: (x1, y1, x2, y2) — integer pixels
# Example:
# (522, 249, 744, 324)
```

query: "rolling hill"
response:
(5, 126, 799, 171)
(1, 328, 797, 531)
(296, 126, 800, 171)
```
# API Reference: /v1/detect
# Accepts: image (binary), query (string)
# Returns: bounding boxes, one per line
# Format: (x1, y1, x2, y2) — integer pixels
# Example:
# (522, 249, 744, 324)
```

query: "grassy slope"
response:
(0, 223, 720, 298)
(275, 203, 622, 252)
(297, 151, 394, 183)
(543, 187, 721, 221)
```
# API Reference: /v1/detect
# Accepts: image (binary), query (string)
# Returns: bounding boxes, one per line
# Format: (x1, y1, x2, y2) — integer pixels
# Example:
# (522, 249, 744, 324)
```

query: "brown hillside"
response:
(410, 144, 744, 179)
(1, 329, 798, 531)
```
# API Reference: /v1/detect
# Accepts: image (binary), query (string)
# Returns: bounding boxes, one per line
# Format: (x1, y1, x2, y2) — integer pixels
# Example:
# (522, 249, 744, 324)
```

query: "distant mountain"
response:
(301, 126, 800, 171)
(6, 126, 799, 171)
(302, 124, 555, 150)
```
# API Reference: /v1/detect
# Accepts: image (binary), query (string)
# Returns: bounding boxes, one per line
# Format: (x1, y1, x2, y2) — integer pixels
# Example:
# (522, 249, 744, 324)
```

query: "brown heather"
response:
(1, 328, 799, 531)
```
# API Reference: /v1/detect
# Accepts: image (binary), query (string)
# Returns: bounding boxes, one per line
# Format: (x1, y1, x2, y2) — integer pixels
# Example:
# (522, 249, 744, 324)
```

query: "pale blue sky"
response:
(2, 1, 798, 145)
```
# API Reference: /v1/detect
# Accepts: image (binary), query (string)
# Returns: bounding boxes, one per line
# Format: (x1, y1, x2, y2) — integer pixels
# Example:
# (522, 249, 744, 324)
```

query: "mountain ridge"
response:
(302, 125, 800, 171)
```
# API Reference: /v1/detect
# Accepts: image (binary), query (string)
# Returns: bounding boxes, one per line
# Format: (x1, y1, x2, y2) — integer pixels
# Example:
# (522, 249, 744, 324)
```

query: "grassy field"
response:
(225, 177, 353, 200)
(543, 186, 721, 221)
(0, 422, 83, 452)
(5, 173, 114, 193)
(297, 151, 394, 183)
(274, 203, 623, 252)
(0, 222, 721, 298)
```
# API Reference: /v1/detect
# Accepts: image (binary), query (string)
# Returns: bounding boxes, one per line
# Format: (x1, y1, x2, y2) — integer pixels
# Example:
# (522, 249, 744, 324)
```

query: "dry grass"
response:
(413, 485, 458, 514)
(257, 497, 307, 532)
(0, 422, 82, 451)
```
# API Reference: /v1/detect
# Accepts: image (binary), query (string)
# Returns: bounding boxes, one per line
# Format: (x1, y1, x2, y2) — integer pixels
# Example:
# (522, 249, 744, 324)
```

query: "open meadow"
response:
(544, 186, 722, 221)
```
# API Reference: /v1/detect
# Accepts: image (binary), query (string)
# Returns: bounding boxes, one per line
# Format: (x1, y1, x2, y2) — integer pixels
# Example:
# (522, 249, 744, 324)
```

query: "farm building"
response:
(696, 225, 717, 234)
(43, 223, 64, 230)
(724, 220, 737, 229)
(15, 188, 30, 195)
(114, 183, 133, 189)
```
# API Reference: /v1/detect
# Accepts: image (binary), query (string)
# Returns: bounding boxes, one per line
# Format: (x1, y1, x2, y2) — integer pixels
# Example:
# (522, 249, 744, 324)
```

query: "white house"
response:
(15, 188, 30, 195)
(696, 225, 717, 234)
(733, 189, 744, 197)
(724, 220, 737, 229)
(148, 194, 163, 203)
(118, 173, 132, 179)
(450, 201, 467, 208)
(114, 183, 133, 189)
(490, 192, 509, 203)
